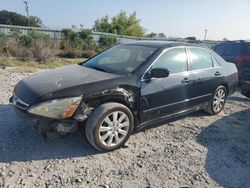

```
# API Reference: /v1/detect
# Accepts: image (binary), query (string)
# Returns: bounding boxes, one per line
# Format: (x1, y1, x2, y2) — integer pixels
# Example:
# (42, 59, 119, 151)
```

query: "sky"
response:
(1, 0, 250, 40)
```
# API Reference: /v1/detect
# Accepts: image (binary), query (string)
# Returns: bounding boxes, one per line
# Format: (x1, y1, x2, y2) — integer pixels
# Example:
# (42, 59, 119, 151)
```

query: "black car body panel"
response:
(11, 41, 239, 135)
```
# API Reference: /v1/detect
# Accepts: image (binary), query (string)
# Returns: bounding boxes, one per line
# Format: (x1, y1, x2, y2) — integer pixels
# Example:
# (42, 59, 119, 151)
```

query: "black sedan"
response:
(10, 41, 239, 152)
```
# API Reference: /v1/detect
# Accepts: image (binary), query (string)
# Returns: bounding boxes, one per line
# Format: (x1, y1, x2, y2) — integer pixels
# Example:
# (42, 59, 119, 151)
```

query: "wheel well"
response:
(220, 83, 229, 95)
(97, 99, 132, 111)
(94, 99, 139, 130)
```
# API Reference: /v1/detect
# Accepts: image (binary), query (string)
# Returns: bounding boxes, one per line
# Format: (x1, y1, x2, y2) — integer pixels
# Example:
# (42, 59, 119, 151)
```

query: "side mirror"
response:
(151, 68, 170, 78)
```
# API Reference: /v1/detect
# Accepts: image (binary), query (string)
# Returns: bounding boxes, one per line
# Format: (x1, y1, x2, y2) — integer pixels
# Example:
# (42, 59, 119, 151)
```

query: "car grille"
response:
(12, 95, 30, 110)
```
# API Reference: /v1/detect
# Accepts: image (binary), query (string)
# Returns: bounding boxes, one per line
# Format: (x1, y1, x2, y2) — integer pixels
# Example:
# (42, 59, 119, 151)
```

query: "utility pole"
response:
(23, 1, 30, 26)
(204, 29, 208, 41)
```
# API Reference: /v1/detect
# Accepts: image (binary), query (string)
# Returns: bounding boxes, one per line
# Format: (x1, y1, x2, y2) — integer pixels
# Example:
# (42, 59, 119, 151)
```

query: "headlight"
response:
(28, 96, 82, 119)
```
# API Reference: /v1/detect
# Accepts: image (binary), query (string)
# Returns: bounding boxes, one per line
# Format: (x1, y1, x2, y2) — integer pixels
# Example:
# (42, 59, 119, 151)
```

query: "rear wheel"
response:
(205, 86, 227, 115)
(85, 102, 134, 152)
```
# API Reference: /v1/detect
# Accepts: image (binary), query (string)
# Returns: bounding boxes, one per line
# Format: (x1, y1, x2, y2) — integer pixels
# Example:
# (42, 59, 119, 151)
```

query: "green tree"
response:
(145, 32, 158, 38)
(93, 16, 111, 33)
(158, 33, 166, 38)
(93, 11, 145, 37)
(29, 16, 43, 27)
(0, 10, 43, 27)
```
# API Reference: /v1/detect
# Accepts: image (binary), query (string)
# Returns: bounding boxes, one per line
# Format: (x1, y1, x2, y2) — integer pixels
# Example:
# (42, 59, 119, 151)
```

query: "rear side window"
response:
(152, 48, 188, 74)
(189, 48, 213, 70)
(210, 54, 220, 67)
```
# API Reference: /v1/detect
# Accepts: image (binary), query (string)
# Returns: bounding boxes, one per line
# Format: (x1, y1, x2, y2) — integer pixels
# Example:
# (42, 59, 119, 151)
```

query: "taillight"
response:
(235, 55, 250, 62)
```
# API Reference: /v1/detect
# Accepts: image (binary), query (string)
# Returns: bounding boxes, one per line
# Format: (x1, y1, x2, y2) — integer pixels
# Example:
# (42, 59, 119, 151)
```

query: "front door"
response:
(140, 47, 193, 124)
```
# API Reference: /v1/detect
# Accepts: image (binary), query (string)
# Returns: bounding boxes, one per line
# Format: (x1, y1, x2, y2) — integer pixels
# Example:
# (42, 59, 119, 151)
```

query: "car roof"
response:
(124, 40, 203, 49)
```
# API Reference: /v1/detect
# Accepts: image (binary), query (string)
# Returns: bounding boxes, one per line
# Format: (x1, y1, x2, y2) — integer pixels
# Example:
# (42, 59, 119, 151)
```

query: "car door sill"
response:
(137, 103, 208, 131)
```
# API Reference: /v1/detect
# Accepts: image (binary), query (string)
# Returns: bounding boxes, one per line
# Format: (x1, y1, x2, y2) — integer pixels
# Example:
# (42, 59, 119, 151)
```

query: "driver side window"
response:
(152, 48, 188, 74)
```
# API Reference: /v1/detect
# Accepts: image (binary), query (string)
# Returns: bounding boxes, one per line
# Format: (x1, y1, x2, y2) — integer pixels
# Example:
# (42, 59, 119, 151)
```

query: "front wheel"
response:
(85, 102, 134, 152)
(205, 85, 227, 115)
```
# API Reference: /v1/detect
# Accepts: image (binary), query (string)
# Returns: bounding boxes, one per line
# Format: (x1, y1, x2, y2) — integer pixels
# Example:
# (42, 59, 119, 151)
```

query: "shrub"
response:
(29, 36, 60, 62)
(0, 33, 8, 56)
(58, 50, 82, 58)
(99, 35, 117, 48)
(18, 35, 33, 47)
(6, 40, 29, 57)
(81, 50, 96, 58)
(58, 49, 96, 59)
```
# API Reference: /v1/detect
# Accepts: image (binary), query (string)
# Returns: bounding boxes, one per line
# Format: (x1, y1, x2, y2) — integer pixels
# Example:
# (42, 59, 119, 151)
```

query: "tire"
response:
(85, 102, 134, 152)
(205, 85, 227, 115)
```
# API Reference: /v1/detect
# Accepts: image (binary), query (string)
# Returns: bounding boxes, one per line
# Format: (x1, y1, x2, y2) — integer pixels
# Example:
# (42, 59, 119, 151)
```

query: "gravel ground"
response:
(0, 67, 250, 188)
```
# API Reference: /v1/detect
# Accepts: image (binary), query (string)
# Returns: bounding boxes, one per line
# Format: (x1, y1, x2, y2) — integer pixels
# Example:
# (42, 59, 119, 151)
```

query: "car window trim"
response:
(141, 46, 188, 81)
(210, 52, 221, 67)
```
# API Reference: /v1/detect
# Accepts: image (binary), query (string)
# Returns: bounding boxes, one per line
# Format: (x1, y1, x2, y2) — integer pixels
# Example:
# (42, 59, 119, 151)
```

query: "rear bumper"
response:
(13, 106, 79, 136)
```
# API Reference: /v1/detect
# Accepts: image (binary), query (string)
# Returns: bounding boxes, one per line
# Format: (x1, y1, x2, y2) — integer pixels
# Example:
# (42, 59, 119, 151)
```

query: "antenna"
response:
(23, 1, 30, 26)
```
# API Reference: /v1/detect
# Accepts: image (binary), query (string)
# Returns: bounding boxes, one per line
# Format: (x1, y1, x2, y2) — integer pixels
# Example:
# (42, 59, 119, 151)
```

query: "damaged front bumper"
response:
(9, 95, 94, 136)
(9, 96, 93, 136)
(13, 106, 79, 136)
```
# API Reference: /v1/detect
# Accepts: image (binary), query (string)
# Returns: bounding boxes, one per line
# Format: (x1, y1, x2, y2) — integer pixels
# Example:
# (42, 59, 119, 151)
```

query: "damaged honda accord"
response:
(10, 41, 238, 152)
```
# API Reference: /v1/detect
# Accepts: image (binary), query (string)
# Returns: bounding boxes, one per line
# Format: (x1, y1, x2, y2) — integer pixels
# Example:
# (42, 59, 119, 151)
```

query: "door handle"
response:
(215, 71, 221, 76)
(182, 78, 191, 84)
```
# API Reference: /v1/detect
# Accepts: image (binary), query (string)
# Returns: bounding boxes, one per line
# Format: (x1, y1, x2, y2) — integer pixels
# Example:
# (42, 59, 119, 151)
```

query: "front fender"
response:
(85, 87, 136, 109)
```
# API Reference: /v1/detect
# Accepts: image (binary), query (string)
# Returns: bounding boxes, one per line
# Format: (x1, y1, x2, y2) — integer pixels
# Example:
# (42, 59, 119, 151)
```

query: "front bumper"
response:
(13, 105, 79, 136)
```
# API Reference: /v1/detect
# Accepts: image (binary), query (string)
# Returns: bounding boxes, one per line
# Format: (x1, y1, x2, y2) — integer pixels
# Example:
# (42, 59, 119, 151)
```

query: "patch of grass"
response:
(0, 57, 88, 71)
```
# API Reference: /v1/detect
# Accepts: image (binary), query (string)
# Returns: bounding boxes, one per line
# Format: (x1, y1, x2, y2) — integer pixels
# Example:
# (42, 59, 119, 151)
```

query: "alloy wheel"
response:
(98, 111, 130, 147)
(213, 89, 226, 113)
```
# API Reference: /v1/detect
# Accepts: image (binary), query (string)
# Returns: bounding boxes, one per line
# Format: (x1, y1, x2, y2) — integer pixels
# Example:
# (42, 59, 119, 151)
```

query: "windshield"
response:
(84, 45, 157, 75)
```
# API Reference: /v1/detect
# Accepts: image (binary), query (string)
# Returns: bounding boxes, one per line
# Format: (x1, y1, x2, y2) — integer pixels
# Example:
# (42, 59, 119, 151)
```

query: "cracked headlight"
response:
(28, 96, 82, 119)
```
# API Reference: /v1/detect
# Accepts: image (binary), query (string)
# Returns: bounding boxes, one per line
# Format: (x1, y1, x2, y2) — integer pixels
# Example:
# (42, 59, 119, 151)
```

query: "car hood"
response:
(14, 64, 122, 105)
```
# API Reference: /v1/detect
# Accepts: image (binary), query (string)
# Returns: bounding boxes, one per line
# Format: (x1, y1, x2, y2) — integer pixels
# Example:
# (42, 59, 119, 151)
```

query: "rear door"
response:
(187, 47, 223, 106)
